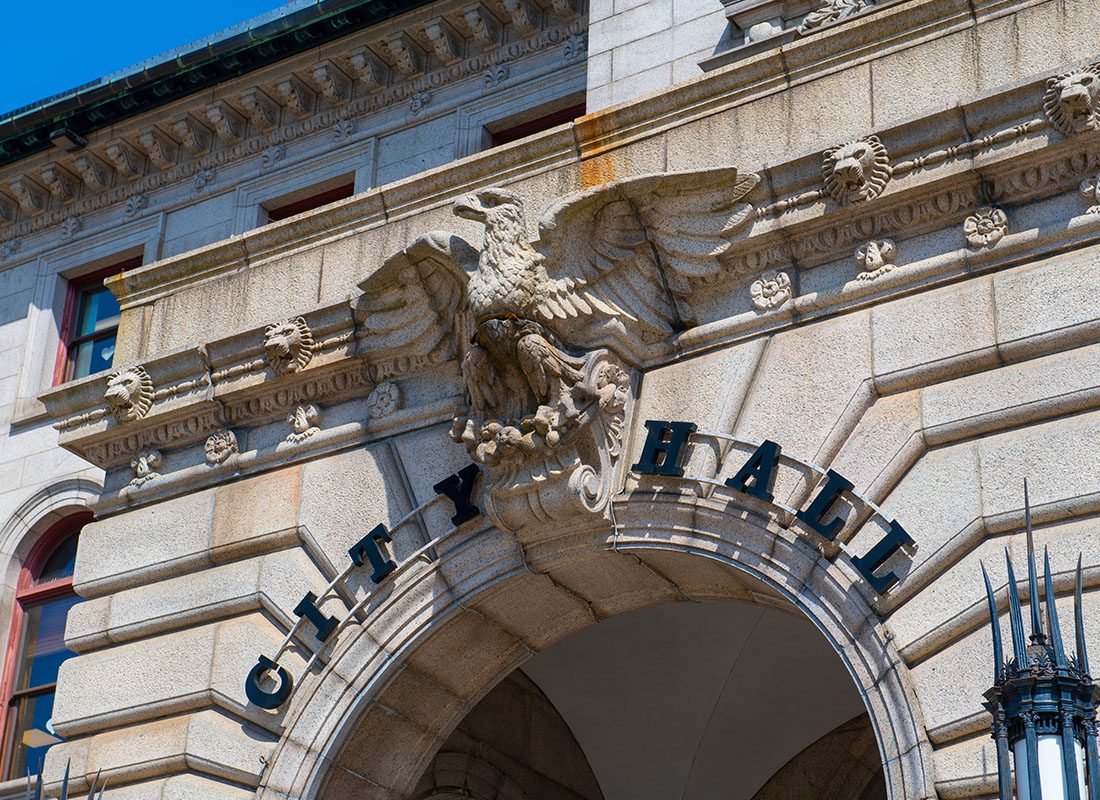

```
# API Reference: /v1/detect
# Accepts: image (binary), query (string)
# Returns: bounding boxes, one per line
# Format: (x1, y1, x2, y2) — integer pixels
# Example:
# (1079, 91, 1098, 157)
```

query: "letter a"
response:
(725, 440, 781, 502)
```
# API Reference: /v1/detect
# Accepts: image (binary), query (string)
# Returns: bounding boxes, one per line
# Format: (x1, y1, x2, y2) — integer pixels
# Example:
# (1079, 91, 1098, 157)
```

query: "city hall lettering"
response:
(245, 420, 916, 710)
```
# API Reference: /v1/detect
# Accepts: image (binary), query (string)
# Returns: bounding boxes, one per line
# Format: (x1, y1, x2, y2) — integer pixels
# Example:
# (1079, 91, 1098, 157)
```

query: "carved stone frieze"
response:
(204, 430, 239, 465)
(750, 272, 792, 309)
(503, 0, 540, 33)
(311, 61, 353, 104)
(855, 239, 897, 280)
(798, 0, 870, 33)
(222, 362, 372, 427)
(0, 18, 586, 241)
(410, 92, 433, 115)
(105, 366, 155, 423)
(129, 449, 164, 488)
(366, 382, 401, 419)
(276, 75, 316, 119)
(125, 193, 149, 218)
(964, 206, 1007, 248)
(264, 317, 316, 375)
(59, 216, 82, 242)
(347, 47, 389, 90)
(384, 33, 424, 77)
(40, 163, 79, 201)
(425, 18, 464, 65)
(822, 135, 891, 205)
(1081, 175, 1100, 214)
(286, 404, 322, 443)
(104, 139, 144, 179)
(9, 177, 47, 213)
(462, 3, 501, 48)
(1043, 63, 1100, 137)
(484, 64, 510, 88)
(0, 195, 13, 223)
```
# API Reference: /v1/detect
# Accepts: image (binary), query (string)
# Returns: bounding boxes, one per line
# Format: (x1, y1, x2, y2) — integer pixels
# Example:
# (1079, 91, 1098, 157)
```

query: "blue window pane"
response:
(75, 286, 120, 337)
(70, 335, 116, 379)
(16, 595, 82, 691)
(9, 691, 61, 779)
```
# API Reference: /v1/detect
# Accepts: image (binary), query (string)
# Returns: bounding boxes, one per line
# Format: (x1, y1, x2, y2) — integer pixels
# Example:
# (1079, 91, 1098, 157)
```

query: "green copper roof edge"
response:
(0, 0, 434, 169)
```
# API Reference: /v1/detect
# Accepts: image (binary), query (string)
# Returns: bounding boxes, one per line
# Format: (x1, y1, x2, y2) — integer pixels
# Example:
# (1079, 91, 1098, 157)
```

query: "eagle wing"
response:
(534, 167, 759, 363)
(355, 231, 478, 381)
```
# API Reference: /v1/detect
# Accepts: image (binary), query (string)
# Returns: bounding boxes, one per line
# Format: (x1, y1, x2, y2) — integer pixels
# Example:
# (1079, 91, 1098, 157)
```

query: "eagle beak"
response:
(453, 194, 484, 221)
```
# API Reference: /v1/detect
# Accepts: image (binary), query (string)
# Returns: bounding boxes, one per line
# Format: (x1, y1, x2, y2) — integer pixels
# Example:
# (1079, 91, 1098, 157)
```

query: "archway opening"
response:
(410, 598, 886, 800)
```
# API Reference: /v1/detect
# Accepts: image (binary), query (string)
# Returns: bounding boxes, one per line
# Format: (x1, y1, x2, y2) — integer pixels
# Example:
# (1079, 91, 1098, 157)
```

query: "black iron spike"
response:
(982, 561, 1005, 681)
(1077, 553, 1091, 676)
(86, 770, 102, 800)
(60, 760, 70, 800)
(1024, 479, 1045, 643)
(1005, 549, 1028, 664)
(1044, 547, 1067, 667)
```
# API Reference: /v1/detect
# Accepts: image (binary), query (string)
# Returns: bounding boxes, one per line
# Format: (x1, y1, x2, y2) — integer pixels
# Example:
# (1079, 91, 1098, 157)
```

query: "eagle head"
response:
(453, 188, 526, 244)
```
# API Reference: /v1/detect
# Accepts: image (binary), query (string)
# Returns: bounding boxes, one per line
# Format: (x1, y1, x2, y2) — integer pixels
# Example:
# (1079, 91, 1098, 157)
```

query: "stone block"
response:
(73, 488, 217, 598)
(871, 276, 997, 392)
(52, 614, 293, 736)
(540, 549, 680, 617)
(299, 443, 424, 595)
(828, 390, 921, 496)
(612, 29, 675, 81)
(472, 570, 596, 651)
(734, 310, 873, 502)
(589, 0, 674, 54)
(211, 465, 302, 563)
(921, 341, 1100, 445)
(240, 248, 325, 332)
(868, 29, 980, 129)
(993, 248, 1100, 360)
(977, 410, 1100, 523)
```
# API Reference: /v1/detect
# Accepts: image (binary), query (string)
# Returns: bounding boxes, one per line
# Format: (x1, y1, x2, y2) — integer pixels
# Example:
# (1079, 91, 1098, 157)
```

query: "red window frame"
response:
(52, 256, 141, 386)
(489, 102, 587, 148)
(0, 512, 89, 780)
(265, 183, 355, 223)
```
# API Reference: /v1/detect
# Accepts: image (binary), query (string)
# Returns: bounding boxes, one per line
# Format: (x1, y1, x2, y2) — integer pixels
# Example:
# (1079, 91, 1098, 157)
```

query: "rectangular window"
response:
(264, 181, 355, 223)
(54, 256, 140, 385)
(488, 102, 586, 148)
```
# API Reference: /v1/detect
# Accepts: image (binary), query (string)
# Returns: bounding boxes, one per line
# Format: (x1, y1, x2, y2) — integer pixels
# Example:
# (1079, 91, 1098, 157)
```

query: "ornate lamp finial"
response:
(983, 481, 1100, 799)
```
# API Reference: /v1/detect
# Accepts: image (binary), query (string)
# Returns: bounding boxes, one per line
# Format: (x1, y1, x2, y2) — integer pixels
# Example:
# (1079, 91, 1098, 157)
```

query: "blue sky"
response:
(0, 1, 297, 115)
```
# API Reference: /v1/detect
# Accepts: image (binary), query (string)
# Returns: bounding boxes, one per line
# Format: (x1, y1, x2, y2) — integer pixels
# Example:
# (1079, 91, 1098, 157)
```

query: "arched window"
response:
(0, 513, 89, 779)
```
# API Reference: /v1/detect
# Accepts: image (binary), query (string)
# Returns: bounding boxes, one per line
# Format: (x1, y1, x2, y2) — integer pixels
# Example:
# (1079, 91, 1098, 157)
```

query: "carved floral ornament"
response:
(287, 403, 322, 443)
(798, 0, 871, 34)
(855, 239, 897, 281)
(750, 272, 791, 309)
(366, 381, 401, 419)
(129, 449, 163, 487)
(964, 206, 1008, 248)
(1081, 175, 1100, 214)
(204, 430, 239, 465)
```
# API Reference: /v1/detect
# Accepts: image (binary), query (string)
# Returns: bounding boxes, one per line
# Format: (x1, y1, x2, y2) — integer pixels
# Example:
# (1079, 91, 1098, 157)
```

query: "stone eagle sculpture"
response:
(358, 167, 759, 531)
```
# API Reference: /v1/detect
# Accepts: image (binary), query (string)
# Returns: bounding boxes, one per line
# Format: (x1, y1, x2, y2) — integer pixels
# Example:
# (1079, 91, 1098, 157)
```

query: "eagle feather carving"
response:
(358, 166, 758, 476)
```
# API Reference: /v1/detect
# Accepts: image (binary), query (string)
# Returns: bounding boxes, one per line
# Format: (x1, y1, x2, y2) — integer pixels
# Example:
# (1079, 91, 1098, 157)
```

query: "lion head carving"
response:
(104, 366, 155, 423)
(263, 317, 315, 375)
(1044, 65, 1100, 136)
(822, 135, 891, 205)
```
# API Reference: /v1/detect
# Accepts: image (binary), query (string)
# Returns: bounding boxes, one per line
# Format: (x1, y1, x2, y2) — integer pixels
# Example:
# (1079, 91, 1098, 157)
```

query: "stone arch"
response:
(0, 477, 102, 590)
(256, 491, 936, 800)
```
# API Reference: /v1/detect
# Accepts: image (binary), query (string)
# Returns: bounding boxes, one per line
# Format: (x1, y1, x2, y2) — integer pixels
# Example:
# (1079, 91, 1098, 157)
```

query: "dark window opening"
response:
(265, 182, 355, 223)
(489, 102, 587, 148)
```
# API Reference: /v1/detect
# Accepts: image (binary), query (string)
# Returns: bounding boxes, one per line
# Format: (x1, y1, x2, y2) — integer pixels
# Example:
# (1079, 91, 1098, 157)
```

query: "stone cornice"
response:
(0, 2, 586, 245)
